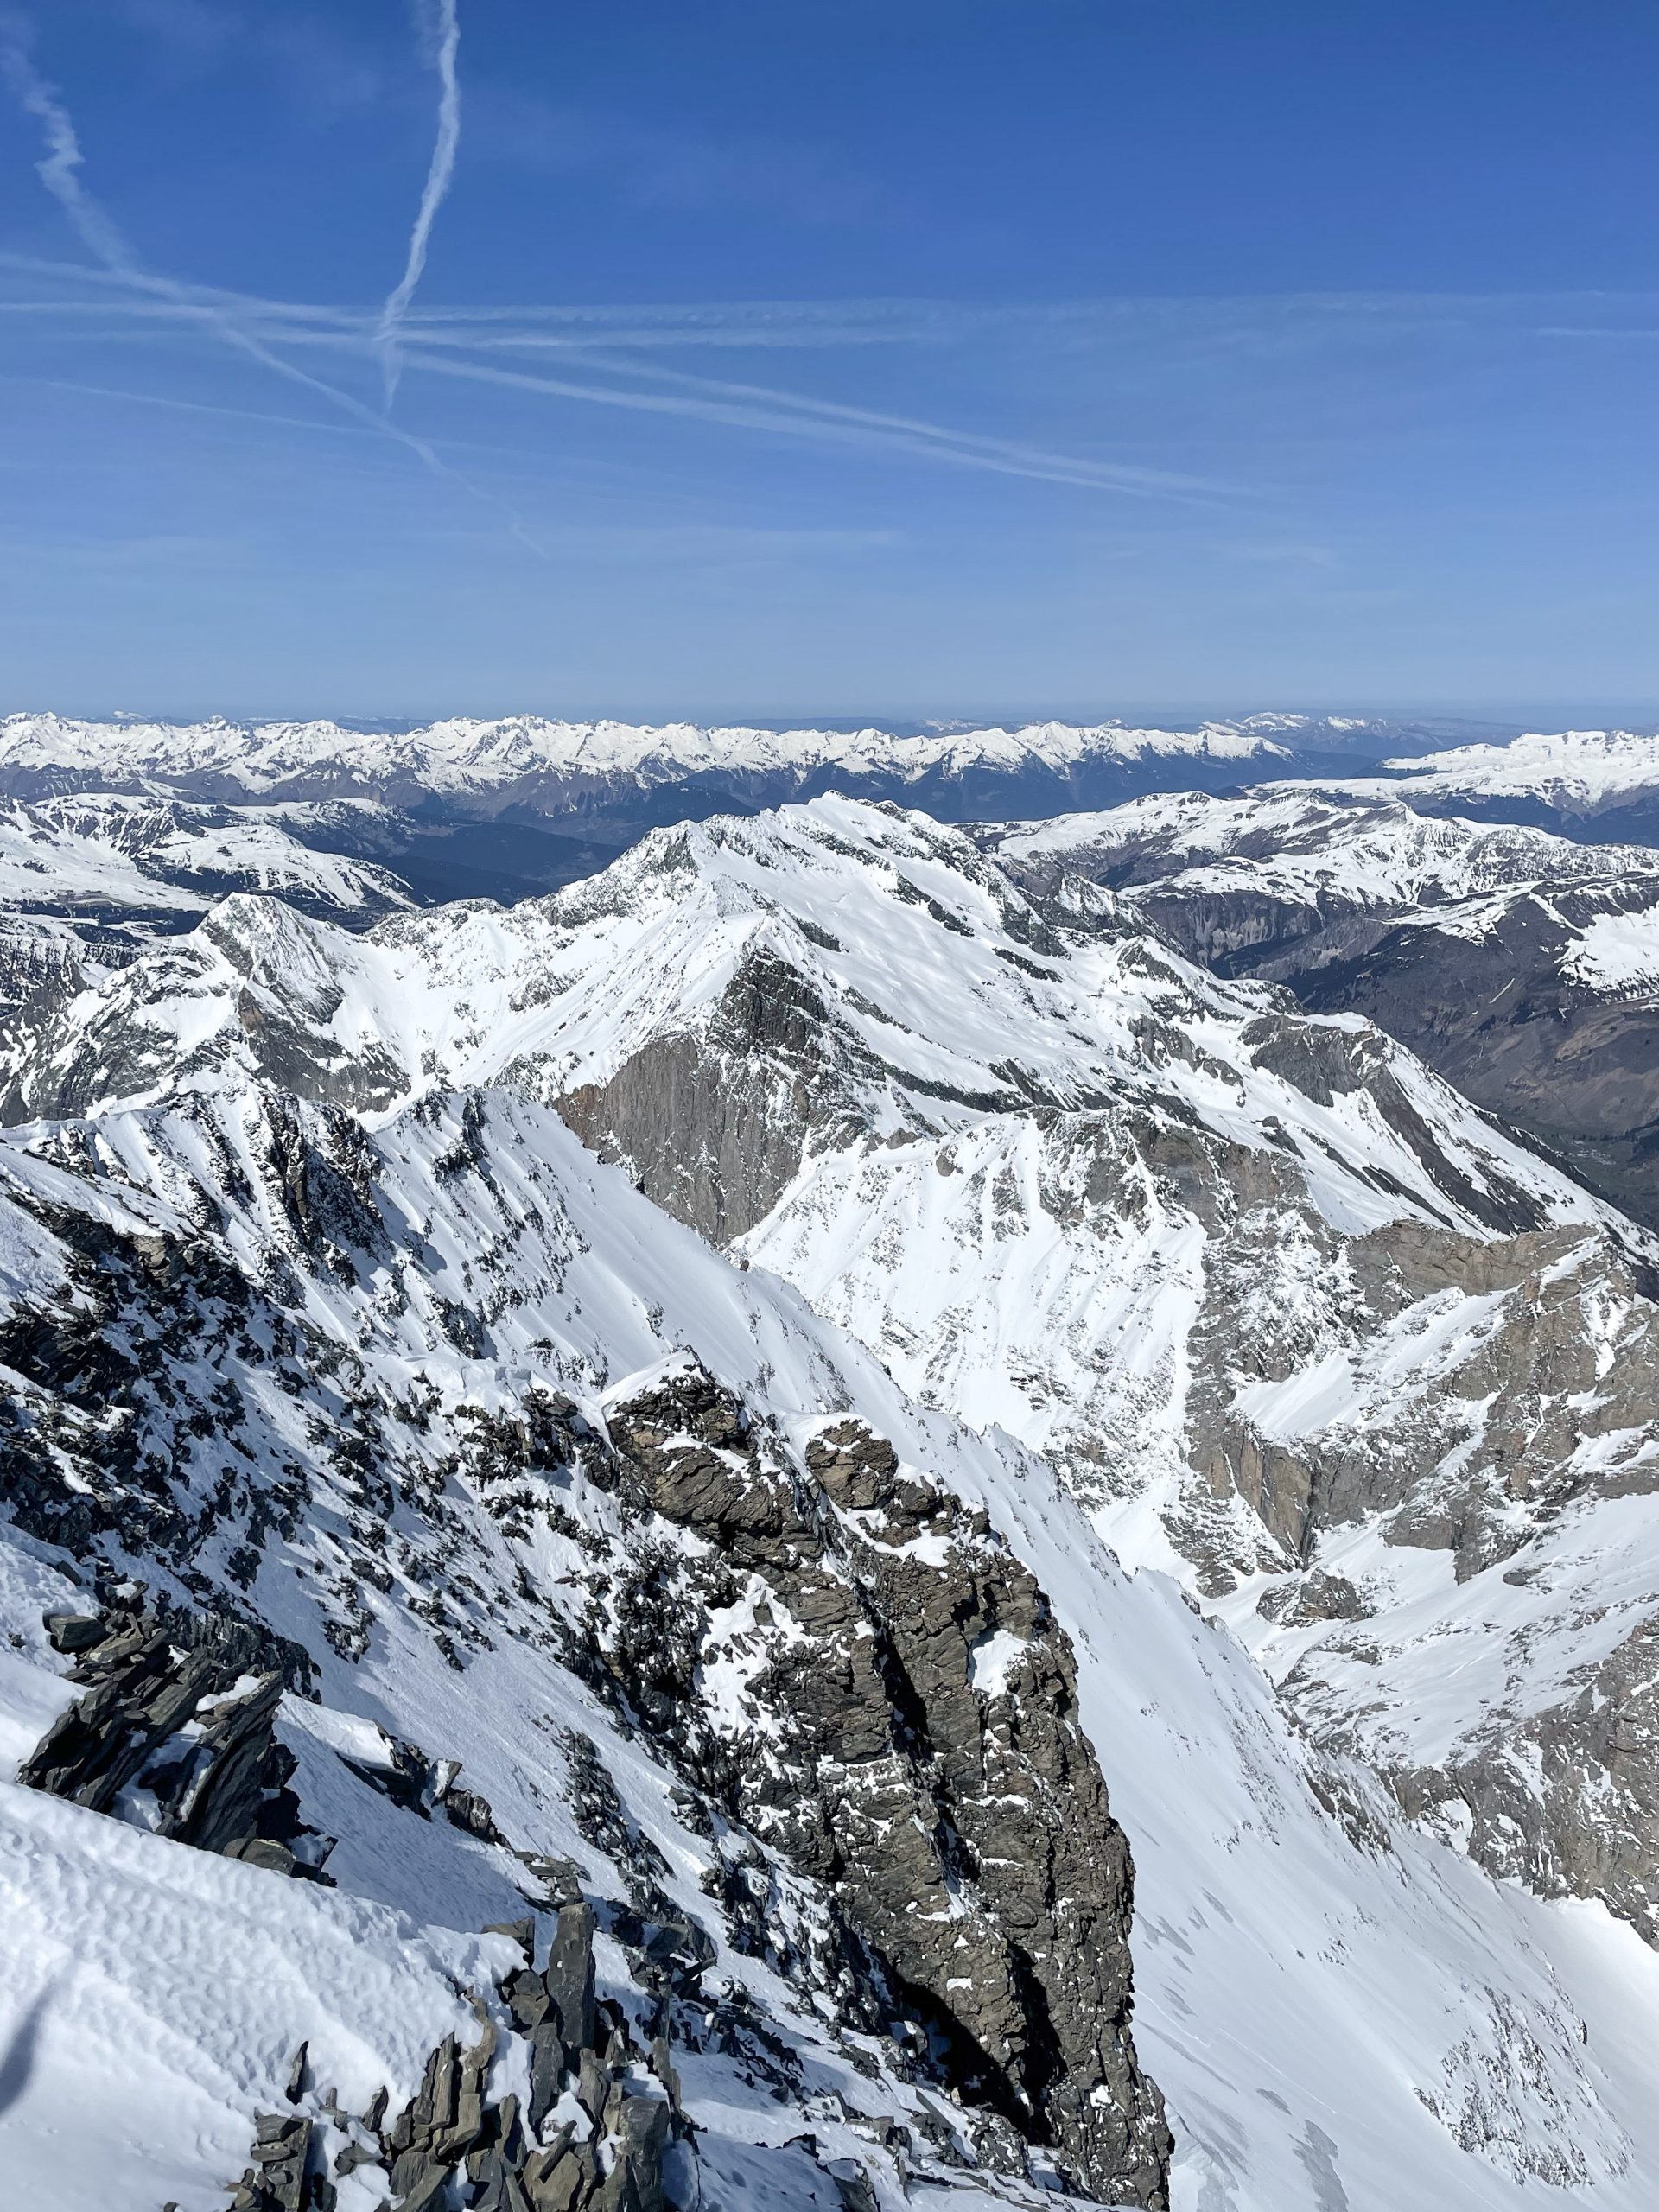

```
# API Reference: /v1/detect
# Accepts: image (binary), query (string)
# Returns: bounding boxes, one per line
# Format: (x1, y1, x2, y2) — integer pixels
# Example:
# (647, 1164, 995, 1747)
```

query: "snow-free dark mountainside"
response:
(6, 726, 1659, 2212)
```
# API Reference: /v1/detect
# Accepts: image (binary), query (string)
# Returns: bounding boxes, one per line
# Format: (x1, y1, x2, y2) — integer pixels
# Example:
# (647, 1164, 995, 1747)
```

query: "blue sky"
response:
(3, 0, 1659, 721)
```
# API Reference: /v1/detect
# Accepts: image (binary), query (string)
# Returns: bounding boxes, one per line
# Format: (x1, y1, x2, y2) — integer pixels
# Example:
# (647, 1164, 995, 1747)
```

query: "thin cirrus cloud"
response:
(466, 81, 888, 227)
(109, 0, 384, 115)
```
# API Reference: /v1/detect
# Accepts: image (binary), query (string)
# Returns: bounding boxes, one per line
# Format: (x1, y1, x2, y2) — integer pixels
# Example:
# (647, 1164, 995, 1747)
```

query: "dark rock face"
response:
(1388, 1611, 1659, 1948)
(1282, 888, 1659, 1229)
(1256, 1571, 1370, 1627)
(225, 2111, 327, 2211)
(553, 948, 876, 1243)
(22, 1601, 334, 1877)
(588, 1368, 1171, 2208)
(1077, 864, 1659, 1232)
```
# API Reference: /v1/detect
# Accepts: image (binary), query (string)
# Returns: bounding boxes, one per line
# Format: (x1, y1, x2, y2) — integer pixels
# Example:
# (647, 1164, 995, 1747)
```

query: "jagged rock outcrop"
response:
(22, 1600, 335, 1878)
(0, 1077, 1178, 2209)
(556, 949, 873, 1243)
(587, 1365, 1171, 2207)
(218, 1909, 683, 2212)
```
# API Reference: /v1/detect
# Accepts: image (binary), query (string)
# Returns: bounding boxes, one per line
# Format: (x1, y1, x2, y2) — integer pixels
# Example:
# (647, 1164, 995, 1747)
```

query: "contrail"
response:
(377, 0, 461, 409)
(0, 17, 142, 277)
(0, 16, 543, 550)
(0, 18, 441, 461)
(0, 251, 1236, 504)
(397, 346, 1231, 501)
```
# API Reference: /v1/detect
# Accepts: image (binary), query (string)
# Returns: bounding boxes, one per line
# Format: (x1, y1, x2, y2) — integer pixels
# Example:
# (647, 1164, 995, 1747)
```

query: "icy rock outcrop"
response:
(219, 1909, 678, 2212)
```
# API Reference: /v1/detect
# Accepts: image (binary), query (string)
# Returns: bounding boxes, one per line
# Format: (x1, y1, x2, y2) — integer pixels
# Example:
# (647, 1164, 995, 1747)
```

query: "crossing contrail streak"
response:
(377, 0, 461, 409)
(0, 18, 446, 471)
(0, 16, 543, 551)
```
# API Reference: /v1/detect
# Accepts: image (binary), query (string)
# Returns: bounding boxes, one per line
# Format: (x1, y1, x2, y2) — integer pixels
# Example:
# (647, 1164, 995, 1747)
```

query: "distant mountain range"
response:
(1374, 728, 1659, 842)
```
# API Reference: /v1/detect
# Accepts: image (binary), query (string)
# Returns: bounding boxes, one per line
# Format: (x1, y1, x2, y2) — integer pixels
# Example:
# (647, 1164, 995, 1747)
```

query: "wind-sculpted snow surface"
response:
(4, 1084, 1659, 2210)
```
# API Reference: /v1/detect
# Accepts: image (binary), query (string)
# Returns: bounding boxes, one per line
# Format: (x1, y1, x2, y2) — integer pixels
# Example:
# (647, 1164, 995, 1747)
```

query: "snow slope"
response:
(988, 786, 1658, 927)
(1564, 905, 1659, 990)
(10, 791, 1655, 1955)
(988, 789, 1659, 1225)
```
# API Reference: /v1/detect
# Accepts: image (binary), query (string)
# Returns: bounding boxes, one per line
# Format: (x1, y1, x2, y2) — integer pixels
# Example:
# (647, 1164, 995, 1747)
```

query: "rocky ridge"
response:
(139, 788, 1654, 1964)
(8, 796, 1659, 1956)
(10, 793, 1659, 2203)
(0, 1076, 1171, 2209)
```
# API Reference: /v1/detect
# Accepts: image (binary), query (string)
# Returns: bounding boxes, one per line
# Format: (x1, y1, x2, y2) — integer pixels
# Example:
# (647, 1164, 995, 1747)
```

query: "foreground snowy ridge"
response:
(6, 791, 1659, 1942)
(4, 1084, 1659, 2211)
(1, 1083, 1172, 2209)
